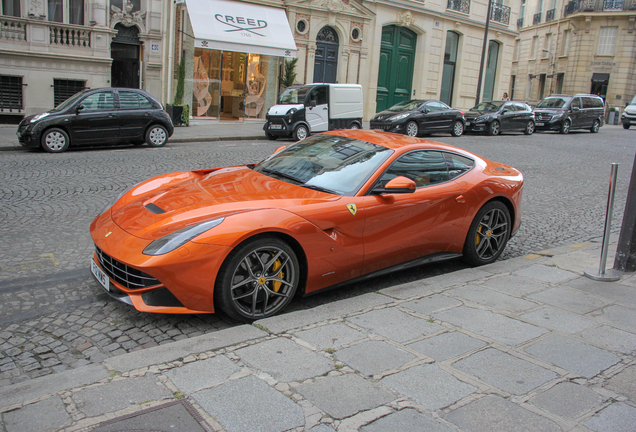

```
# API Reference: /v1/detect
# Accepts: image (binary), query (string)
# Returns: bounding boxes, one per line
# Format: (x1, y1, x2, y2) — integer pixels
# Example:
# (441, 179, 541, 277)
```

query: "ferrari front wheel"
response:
(215, 237, 299, 322)
(463, 201, 511, 266)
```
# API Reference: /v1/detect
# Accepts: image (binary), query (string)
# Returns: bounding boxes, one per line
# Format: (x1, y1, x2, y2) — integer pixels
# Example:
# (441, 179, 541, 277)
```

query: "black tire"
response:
(266, 133, 278, 140)
(624, 124, 631, 130)
(451, 120, 464, 137)
(293, 124, 309, 141)
(405, 121, 419, 137)
(559, 120, 570, 134)
(41, 128, 70, 153)
(215, 236, 300, 322)
(145, 125, 168, 147)
(349, 122, 361, 130)
(523, 120, 535, 135)
(590, 119, 600, 133)
(488, 121, 500, 136)
(462, 201, 511, 266)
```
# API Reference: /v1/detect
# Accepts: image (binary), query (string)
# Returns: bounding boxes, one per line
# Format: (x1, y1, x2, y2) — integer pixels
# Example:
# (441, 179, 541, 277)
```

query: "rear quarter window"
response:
(445, 153, 474, 179)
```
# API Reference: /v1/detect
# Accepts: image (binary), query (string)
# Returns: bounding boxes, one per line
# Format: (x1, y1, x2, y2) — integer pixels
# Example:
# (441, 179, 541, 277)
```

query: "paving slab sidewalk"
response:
(1, 240, 636, 432)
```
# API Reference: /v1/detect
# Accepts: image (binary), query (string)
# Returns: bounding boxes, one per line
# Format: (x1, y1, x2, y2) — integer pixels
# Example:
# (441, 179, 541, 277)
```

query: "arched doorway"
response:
(376, 25, 417, 112)
(482, 40, 500, 102)
(314, 27, 338, 83)
(440, 31, 459, 106)
(111, 23, 141, 89)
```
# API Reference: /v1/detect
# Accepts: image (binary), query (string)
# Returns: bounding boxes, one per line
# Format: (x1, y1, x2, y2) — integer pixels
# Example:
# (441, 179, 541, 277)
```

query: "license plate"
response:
(269, 124, 282, 130)
(535, 122, 544, 126)
(91, 259, 110, 292)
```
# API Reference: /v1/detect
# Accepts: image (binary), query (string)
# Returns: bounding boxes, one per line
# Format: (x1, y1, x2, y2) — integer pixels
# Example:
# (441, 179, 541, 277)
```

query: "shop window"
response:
(0, 75, 23, 111)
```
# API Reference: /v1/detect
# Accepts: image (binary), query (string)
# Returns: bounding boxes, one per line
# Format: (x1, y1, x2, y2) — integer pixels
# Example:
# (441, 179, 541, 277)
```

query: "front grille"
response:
(95, 246, 160, 289)
(536, 114, 552, 121)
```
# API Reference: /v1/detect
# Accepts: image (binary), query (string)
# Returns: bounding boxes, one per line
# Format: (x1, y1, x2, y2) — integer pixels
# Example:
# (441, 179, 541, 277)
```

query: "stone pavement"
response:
(2, 239, 636, 432)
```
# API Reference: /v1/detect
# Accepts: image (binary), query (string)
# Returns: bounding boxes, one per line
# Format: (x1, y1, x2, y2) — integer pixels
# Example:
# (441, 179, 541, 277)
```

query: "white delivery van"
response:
(264, 83, 363, 140)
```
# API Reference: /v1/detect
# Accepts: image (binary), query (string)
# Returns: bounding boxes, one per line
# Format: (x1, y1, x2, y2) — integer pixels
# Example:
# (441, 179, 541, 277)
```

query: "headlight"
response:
(143, 218, 225, 256)
(551, 113, 565, 120)
(30, 112, 51, 123)
(388, 113, 410, 121)
(286, 108, 297, 116)
(474, 117, 487, 123)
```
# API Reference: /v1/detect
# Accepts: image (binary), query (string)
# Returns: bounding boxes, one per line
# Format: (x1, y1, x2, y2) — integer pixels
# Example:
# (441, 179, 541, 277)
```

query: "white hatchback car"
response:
(622, 95, 636, 129)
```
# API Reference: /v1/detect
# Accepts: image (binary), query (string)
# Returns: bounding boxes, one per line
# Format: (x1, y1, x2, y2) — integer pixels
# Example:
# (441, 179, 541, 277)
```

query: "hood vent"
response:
(145, 203, 166, 214)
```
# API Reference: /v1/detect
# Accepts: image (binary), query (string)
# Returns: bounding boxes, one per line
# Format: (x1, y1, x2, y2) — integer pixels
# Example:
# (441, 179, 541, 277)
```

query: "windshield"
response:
(52, 90, 90, 112)
(630, 96, 636, 106)
(537, 97, 570, 109)
(254, 135, 393, 196)
(470, 101, 503, 112)
(278, 86, 312, 105)
(387, 100, 425, 112)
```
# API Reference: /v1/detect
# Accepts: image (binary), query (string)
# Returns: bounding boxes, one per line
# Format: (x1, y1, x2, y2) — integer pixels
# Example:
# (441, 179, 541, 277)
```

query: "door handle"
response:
(323, 107, 328, 110)
(455, 195, 466, 203)
(108, 114, 115, 118)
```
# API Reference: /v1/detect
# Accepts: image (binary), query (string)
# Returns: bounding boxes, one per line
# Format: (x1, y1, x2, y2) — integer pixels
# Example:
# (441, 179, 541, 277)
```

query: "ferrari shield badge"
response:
(347, 204, 357, 216)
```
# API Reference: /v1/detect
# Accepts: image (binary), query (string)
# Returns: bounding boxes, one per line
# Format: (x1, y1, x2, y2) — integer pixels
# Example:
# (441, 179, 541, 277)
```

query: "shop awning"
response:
(591, 73, 610, 82)
(185, 0, 297, 57)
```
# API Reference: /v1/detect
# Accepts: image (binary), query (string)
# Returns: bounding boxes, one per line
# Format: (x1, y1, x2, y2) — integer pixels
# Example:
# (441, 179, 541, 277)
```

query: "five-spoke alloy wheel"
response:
(463, 201, 511, 266)
(294, 125, 308, 141)
(560, 120, 570, 134)
(488, 121, 501, 136)
(524, 120, 535, 135)
(216, 237, 299, 322)
(405, 121, 419, 137)
(451, 120, 464, 137)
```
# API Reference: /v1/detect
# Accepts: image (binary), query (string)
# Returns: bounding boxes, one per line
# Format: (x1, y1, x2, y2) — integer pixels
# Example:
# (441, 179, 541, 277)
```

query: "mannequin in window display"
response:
(193, 56, 212, 116)
(245, 60, 267, 117)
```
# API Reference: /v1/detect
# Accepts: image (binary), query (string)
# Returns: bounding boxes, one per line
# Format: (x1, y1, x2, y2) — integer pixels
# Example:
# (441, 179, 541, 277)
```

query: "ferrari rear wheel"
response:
(463, 201, 511, 266)
(216, 237, 299, 322)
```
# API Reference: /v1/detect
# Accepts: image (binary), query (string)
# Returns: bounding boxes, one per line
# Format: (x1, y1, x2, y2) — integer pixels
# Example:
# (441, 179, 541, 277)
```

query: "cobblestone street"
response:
(0, 127, 634, 387)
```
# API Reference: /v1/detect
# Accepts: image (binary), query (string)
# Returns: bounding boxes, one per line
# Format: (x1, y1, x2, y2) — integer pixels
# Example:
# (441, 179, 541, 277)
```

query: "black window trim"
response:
(365, 149, 475, 195)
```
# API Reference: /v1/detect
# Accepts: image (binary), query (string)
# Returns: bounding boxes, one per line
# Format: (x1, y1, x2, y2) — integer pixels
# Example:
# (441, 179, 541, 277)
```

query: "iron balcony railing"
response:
(546, 8, 556, 21)
(447, 0, 471, 14)
(517, 17, 524, 28)
(565, 0, 636, 15)
(491, 3, 511, 24)
(533, 12, 542, 24)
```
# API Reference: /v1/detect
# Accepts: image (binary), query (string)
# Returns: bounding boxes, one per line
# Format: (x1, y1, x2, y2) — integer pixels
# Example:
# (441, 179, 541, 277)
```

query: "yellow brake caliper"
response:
(475, 226, 482, 246)
(271, 255, 283, 293)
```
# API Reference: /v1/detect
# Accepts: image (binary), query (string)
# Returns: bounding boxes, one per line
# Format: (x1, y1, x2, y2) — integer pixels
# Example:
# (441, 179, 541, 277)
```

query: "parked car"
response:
(464, 101, 535, 136)
(533, 94, 604, 134)
(621, 95, 636, 129)
(17, 88, 174, 153)
(370, 99, 465, 137)
(90, 129, 523, 322)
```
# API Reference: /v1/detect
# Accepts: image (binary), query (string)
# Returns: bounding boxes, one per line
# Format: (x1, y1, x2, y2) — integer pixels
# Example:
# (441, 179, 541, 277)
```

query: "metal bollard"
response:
(585, 163, 621, 281)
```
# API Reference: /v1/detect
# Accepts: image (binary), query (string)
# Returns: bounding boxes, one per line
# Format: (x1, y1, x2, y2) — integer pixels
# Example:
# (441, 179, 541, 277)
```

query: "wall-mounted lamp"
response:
(529, 74, 538, 78)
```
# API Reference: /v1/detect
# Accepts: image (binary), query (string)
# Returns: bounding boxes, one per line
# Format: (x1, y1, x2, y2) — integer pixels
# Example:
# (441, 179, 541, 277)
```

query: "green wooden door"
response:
(376, 26, 417, 112)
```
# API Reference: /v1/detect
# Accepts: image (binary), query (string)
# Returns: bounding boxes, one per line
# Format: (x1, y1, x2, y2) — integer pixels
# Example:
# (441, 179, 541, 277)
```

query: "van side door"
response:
(305, 86, 329, 132)
(569, 97, 583, 128)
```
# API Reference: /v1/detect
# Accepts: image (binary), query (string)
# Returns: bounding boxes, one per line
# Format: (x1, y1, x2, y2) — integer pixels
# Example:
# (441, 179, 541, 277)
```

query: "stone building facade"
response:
(511, 0, 636, 113)
(0, 0, 167, 121)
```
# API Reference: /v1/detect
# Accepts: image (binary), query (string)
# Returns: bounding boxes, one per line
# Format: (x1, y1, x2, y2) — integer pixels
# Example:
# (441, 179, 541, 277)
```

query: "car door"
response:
(514, 102, 532, 129)
(569, 97, 583, 128)
(118, 90, 154, 142)
(305, 86, 329, 132)
(420, 102, 447, 132)
(68, 91, 119, 145)
(360, 150, 467, 275)
(499, 103, 517, 131)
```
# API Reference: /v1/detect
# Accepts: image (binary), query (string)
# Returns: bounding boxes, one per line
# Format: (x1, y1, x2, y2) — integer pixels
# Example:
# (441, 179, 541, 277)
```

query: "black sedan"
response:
(370, 99, 465, 137)
(464, 101, 535, 136)
(17, 88, 174, 153)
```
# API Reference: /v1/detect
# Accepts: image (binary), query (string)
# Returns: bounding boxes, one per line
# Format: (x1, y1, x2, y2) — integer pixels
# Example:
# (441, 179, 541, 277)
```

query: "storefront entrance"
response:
(192, 49, 272, 120)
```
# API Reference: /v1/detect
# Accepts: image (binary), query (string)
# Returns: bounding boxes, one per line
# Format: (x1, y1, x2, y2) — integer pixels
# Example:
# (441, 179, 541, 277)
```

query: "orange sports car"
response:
(90, 130, 523, 321)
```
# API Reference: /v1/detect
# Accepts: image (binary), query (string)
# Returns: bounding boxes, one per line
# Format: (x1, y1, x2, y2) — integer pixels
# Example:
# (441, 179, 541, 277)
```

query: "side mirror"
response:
(77, 104, 85, 113)
(309, 100, 317, 108)
(422, 108, 430, 113)
(372, 176, 417, 194)
(572, 107, 580, 111)
(273, 145, 286, 154)
(502, 108, 509, 113)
